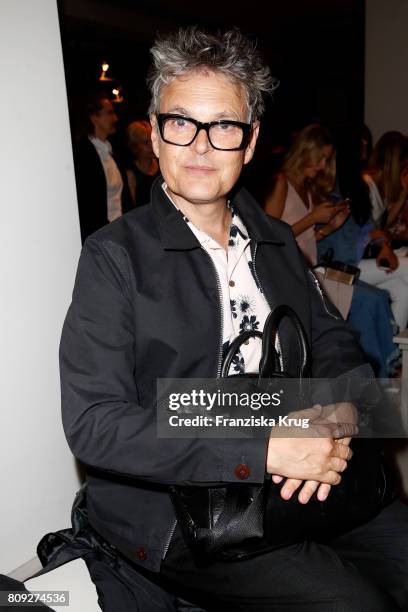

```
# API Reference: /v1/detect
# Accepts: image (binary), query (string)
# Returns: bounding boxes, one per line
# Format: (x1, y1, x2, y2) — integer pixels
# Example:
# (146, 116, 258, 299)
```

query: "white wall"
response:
(0, 0, 82, 572)
(365, 0, 408, 143)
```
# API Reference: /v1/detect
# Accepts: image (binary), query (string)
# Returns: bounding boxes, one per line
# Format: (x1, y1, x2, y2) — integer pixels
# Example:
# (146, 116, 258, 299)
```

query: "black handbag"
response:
(170, 305, 394, 564)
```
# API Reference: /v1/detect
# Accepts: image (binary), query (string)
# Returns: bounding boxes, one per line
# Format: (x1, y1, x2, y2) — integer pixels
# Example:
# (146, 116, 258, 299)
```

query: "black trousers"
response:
(86, 500, 408, 612)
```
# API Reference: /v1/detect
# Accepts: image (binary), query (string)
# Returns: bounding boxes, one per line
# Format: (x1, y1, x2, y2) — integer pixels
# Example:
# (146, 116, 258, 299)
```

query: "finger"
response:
(332, 443, 353, 461)
(326, 471, 342, 485)
(272, 475, 284, 483)
(298, 480, 319, 504)
(317, 483, 331, 501)
(330, 456, 348, 473)
(330, 422, 359, 439)
(291, 404, 322, 420)
(280, 478, 302, 500)
(336, 436, 351, 446)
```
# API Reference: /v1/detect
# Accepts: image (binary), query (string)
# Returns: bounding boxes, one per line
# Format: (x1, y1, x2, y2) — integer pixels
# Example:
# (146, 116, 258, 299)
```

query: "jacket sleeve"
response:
(60, 238, 268, 486)
(307, 267, 370, 378)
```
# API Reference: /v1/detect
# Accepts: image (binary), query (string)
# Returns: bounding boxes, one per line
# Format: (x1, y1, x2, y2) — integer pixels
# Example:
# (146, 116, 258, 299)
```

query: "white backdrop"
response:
(365, 0, 408, 142)
(0, 0, 81, 572)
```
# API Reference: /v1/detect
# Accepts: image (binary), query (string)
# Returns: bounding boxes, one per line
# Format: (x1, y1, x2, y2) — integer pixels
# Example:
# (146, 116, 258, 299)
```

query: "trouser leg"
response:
(330, 500, 408, 611)
(84, 553, 177, 612)
(157, 524, 399, 612)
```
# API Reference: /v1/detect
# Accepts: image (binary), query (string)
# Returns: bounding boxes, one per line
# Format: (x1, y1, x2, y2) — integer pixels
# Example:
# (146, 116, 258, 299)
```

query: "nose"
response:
(192, 126, 212, 154)
(317, 158, 326, 171)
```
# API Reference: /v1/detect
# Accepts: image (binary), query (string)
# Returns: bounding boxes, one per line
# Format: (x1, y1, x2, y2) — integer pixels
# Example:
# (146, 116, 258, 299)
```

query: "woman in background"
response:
(363, 131, 408, 228)
(265, 124, 349, 267)
(356, 131, 408, 330)
(125, 120, 159, 207)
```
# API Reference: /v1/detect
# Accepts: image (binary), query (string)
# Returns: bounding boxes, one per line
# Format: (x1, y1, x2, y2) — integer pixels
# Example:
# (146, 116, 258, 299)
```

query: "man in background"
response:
(74, 93, 131, 243)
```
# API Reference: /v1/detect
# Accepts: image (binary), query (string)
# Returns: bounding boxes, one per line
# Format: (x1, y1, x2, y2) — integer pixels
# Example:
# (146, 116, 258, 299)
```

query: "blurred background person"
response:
(355, 131, 408, 329)
(264, 123, 350, 267)
(317, 130, 400, 375)
(363, 131, 408, 228)
(125, 120, 159, 207)
(74, 93, 132, 243)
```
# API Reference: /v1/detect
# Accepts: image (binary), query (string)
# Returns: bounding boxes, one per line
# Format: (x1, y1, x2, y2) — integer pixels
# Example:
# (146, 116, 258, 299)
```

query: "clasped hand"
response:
(266, 403, 358, 504)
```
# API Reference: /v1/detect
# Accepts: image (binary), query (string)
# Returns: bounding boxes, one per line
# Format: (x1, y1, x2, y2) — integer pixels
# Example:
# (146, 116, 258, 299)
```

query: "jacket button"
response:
(235, 463, 250, 480)
(229, 280, 235, 287)
(136, 547, 147, 561)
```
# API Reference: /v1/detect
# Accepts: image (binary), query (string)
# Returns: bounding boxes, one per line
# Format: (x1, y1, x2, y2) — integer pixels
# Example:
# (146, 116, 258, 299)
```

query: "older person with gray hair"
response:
(60, 27, 408, 611)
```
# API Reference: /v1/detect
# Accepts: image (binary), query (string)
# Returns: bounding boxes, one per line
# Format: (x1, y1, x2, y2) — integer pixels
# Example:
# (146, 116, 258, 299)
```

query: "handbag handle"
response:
(221, 330, 263, 377)
(259, 305, 311, 379)
(221, 305, 311, 379)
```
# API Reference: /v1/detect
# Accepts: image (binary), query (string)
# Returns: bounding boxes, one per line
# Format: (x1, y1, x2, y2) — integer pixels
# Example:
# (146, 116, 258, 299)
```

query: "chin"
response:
(172, 175, 224, 203)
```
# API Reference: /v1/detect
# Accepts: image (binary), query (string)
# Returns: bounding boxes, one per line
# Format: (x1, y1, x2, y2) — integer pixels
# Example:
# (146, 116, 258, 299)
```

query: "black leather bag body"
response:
(170, 305, 394, 564)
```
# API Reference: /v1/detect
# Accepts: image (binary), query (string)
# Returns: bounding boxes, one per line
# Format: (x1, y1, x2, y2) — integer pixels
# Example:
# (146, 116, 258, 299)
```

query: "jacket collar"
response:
(150, 174, 285, 250)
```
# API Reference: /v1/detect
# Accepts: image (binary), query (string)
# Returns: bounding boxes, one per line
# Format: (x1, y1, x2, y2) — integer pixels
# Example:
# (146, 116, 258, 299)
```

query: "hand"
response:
(266, 404, 356, 485)
(325, 204, 350, 231)
(370, 228, 391, 242)
(271, 437, 352, 503)
(311, 202, 339, 224)
(376, 244, 399, 272)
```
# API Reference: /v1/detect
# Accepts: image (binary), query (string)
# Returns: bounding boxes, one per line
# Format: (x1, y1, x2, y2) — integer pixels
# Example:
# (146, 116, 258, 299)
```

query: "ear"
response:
(150, 115, 160, 159)
(243, 121, 260, 165)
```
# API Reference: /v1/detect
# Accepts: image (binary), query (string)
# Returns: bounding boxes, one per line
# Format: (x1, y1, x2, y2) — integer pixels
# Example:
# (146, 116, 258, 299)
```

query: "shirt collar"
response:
(151, 174, 285, 250)
(161, 182, 249, 249)
(89, 136, 112, 156)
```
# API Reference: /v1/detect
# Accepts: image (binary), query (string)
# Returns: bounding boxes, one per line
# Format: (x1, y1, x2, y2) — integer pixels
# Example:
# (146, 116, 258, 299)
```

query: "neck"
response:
(288, 171, 307, 189)
(168, 189, 232, 251)
(92, 128, 108, 142)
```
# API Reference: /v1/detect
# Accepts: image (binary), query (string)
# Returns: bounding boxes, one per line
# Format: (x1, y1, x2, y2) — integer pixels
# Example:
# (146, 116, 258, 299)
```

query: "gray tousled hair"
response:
(147, 27, 278, 121)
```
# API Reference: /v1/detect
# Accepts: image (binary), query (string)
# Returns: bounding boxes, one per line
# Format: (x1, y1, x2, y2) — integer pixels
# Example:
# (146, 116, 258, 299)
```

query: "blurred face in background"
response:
(128, 123, 154, 160)
(303, 144, 334, 179)
(90, 99, 118, 140)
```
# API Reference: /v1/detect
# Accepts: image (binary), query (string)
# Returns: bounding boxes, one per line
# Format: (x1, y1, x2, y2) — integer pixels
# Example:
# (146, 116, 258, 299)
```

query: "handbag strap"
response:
(220, 330, 263, 377)
(259, 305, 311, 379)
(221, 305, 311, 380)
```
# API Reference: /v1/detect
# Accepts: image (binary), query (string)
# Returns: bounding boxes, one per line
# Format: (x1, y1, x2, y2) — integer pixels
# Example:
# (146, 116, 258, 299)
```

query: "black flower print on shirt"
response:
(230, 299, 238, 319)
(232, 352, 245, 374)
(240, 315, 260, 333)
(236, 294, 255, 316)
(222, 340, 245, 374)
(228, 211, 248, 248)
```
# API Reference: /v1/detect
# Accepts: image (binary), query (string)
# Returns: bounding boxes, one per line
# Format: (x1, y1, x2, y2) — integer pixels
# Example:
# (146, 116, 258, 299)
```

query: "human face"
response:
(90, 99, 118, 140)
(130, 129, 154, 160)
(150, 70, 259, 208)
(304, 144, 333, 179)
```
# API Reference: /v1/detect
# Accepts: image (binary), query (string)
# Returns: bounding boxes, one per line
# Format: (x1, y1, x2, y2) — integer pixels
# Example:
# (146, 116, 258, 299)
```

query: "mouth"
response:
(184, 165, 216, 173)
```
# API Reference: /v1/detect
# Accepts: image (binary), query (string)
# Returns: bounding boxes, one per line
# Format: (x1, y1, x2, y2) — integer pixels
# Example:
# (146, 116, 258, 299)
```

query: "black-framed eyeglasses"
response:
(156, 113, 252, 151)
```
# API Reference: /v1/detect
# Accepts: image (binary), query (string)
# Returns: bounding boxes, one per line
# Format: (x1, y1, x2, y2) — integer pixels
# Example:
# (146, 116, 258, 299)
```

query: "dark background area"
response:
(58, 0, 366, 199)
